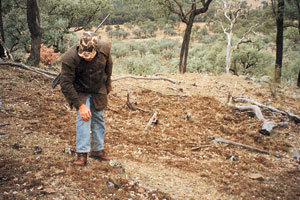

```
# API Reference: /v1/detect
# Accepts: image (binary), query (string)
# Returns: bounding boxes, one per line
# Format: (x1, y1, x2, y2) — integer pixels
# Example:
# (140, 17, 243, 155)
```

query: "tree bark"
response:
(27, 0, 42, 66)
(225, 31, 233, 74)
(297, 69, 300, 87)
(274, 0, 284, 83)
(159, 0, 212, 74)
(294, 0, 300, 35)
(0, 0, 5, 58)
(179, 13, 195, 73)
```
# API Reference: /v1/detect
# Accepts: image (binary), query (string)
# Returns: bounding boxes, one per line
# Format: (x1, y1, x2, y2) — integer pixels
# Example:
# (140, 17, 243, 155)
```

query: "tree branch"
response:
(0, 62, 56, 79)
(112, 75, 176, 84)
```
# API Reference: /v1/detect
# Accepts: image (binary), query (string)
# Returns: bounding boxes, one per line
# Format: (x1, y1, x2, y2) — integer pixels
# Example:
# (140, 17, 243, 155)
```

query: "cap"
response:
(78, 32, 98, 60)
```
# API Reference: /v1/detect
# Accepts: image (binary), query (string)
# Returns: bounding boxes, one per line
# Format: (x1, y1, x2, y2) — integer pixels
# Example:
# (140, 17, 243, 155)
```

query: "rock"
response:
(293, 148, 299, 160)
(137, 187, 145, 194)
(260, 76, 270, 82)
(249, 173, 264, 181)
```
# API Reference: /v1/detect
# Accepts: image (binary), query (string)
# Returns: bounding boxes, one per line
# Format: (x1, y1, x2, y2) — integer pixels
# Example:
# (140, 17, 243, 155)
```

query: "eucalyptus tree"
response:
(27, 0, 42, 66)
(271, 0, 284, 83)
(215, 0, 258, 75)
(154, 0, 213, 73)
(40, 0, 111, 53)
(285, 0, 300, 87)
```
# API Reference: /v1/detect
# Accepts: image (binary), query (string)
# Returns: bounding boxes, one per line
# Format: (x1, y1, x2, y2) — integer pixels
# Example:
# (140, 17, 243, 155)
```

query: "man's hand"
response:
(79, 104, 91, 121)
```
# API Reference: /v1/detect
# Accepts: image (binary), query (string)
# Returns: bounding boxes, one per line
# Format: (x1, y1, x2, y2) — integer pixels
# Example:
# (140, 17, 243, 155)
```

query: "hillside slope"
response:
(1, 65, 300, 199)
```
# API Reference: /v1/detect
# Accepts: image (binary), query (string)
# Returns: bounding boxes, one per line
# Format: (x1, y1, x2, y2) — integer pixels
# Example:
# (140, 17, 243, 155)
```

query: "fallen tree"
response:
(233, 97, 300, 123)
(213, 137, 282, 158)
(0, 61, 57, 79)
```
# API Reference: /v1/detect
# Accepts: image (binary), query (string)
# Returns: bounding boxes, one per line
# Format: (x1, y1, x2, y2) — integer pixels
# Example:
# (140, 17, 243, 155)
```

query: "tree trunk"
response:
(297, 69, 300, 87)
(27, 0, 42, 66)
(225, 31, 233, 75)
(0, 0, 4, 58)
(294, 0, 300, 35)
(274, 0, 284, 83)
(179, 12, 195, 73)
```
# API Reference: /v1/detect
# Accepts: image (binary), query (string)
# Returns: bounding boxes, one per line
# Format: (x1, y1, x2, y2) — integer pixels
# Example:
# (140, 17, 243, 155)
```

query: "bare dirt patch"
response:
(1, 66, 300, 199)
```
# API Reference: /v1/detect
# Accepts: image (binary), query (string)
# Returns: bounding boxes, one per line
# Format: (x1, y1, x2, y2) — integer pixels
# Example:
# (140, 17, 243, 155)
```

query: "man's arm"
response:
(60, 63, 82, 109)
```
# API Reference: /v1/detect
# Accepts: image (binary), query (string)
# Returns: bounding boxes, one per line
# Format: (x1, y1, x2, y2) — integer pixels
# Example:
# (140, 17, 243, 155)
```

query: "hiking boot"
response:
(90, 150, 112, 161)
(72, 153, 87, 166)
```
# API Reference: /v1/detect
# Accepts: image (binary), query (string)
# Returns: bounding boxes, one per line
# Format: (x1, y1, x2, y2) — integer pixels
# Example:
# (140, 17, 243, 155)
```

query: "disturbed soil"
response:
(1, 65, 300, 200)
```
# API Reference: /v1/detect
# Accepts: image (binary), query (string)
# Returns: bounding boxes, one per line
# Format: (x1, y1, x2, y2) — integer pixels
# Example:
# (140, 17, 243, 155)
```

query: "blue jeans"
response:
(76, 95, 105, 153)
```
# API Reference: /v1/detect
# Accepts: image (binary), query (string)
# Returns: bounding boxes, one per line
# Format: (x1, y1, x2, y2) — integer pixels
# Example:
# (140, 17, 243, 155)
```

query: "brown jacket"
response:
(60, 40, 113, 111)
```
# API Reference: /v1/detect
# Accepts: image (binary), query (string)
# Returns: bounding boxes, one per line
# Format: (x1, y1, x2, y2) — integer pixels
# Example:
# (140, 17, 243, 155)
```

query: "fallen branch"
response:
(139, 86, 189, 98)
(145, 112, 158, 130)
(0, 62, 56, 79)
(167, 87, 183, 92)
(0, 106, 10, 111)
(213, 137, 281, 157)
(191, 145, 212, 151)
(228, 103, 288, 135)
(0, 123, 11, 127)
(126, 90, 148, 113)
(0, 81, 17, 85)
(112, 75, 177, 84)
(233, 97, 300, 123)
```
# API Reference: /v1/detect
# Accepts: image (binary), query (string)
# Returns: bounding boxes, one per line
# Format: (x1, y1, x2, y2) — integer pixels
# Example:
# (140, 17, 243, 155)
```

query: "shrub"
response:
(40, 44, 60, 65)
(105, 26, 112, 32)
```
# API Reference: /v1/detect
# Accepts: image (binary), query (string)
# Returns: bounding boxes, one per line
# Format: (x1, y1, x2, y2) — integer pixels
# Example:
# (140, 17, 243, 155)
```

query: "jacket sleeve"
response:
(60, 63, 82, 109)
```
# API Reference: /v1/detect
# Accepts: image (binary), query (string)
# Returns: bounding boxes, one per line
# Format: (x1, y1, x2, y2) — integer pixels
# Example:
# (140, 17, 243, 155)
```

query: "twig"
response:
(112, 75, 177, 84)
(0, 123, 11, 127)
(126, 90, 149, 113)
(213, 137, 281, 158)
(0, 106, 10, 111)
(139, 86, 189, 98)
(191, 145, 212, 151)
(126, 89, 136, 111)
(167, 87, 183, 92)
(0, 81, 17, 85)
(106, 106, 118, 113)
(145, 112, 158, 130)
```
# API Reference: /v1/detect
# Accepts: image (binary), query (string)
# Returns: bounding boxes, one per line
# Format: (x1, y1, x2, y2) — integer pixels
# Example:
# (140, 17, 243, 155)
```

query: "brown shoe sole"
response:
(89, 155, 111, 161)
(72, 161, 87, 166)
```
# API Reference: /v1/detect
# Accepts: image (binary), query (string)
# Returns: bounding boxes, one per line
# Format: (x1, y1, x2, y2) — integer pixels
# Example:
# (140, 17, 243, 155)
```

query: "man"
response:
(60, 32, 113, 166)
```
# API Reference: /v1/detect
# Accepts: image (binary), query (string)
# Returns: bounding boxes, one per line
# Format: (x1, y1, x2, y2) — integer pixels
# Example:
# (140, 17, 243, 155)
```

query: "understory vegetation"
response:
(3, 0, 300, 85)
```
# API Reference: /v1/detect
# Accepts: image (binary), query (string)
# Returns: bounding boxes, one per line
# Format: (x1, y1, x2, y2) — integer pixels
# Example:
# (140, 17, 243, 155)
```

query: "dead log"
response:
(228, 103, 288, 135)
(213, 137, 281, 157)
(0, 62, 56, 79)
(112, 75, 176, 84)
(233, 97, 300, 123)
(145, 112, 158, 130)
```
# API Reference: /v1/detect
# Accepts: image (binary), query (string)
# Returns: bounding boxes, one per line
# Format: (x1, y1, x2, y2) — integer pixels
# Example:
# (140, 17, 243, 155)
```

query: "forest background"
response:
(1, 0, 300, 86)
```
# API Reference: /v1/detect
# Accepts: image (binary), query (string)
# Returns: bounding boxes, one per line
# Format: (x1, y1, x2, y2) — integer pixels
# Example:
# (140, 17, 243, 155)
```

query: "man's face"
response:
(84, 57, 93, 62)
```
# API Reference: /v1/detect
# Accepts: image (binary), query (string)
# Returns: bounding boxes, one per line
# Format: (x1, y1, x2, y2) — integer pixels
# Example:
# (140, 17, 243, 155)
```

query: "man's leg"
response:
(90, 97, 111, 160)
(74, 95, 91, 166)
(90, 98, 105, 151)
